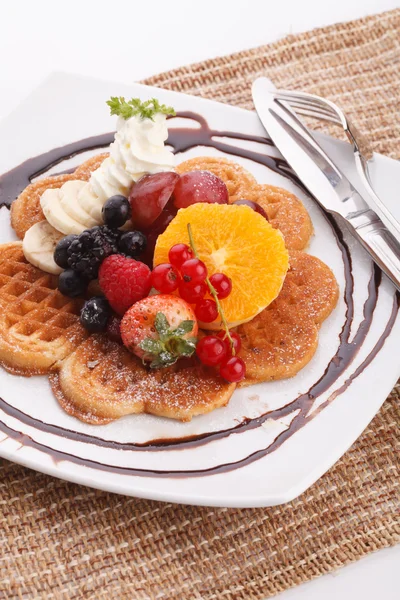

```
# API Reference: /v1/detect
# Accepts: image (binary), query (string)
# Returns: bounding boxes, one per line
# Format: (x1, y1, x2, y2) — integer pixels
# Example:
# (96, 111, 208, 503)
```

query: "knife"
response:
(252, 77, 400, 292)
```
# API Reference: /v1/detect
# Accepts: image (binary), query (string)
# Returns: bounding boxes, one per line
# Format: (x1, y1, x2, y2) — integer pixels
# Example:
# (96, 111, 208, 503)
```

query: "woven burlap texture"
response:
(1, 8, 400, 600)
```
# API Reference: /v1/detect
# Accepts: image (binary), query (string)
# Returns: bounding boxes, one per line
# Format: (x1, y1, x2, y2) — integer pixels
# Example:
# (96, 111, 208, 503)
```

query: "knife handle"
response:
(351, 218, 400, 291)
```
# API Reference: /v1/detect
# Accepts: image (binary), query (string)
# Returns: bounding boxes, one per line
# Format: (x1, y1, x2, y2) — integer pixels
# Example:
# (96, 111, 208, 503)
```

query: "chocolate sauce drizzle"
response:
(0, 113, 398, 478)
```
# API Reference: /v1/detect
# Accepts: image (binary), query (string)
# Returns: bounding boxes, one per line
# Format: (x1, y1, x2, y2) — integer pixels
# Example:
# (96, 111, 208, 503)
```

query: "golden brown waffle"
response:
(50, 336, 235, 423)
(0, 243, 87, 375)
(177, 157, 313, 251)
(237, 251, 339, 385)
(11, 153, 109, 239)
(3, 154, 338, 423)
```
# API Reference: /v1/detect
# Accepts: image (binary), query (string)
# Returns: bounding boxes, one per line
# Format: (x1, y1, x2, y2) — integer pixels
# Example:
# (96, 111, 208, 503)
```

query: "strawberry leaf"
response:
(174, 339, 197, 357)
(171, 320, 195, 336)
(154, 313, 170, 338)
(139, 338, 163, 355)
(150, 350, 176, 369)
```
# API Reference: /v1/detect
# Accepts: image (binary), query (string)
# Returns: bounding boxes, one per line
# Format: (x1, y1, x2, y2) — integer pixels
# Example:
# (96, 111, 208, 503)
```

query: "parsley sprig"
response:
(106, 96, 176, 121)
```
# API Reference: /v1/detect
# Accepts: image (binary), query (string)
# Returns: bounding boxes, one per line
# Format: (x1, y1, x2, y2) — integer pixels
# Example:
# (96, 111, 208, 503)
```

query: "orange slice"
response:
(154, 204, 289, 329)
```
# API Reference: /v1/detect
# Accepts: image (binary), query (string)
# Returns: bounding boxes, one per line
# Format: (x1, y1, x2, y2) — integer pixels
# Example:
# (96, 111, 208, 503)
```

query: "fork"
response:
(272, 89, 400, 243)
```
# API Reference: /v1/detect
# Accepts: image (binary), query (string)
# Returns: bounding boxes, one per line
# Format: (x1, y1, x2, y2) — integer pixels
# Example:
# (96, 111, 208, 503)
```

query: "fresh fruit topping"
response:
(54, 234, 78, 269)
(209, 273, 232, 299)
(58, 269, 88, 297)
(80, 296, 111, 333)
(217, 331, 241, 356)
(66, 226, 120, 280)
(151, 263, 179, 293)
(196, 335, 227, 366)
(178, 281, 207, 304)
(195, 299, 219, 323)
(107, 96, 176, 120)
(232, 199, 268, 219)
(23, 221, 64, 275)
(129, 172, 179, 229)
(219, 356, 246, 383)
(180, 258, 208, 284)
(40, 187, 86, 236)
(173, 171, 229, 209)
(120, 295, 198, 368)
(59, 180, 98, 228)
(154, 203, 289, 328)
(168, 243, 194, 269)
(118, 231, 147, 258)
(102, 195, 131, 228)
(106, 315, 122, 343)
(99, 254, 151, 315)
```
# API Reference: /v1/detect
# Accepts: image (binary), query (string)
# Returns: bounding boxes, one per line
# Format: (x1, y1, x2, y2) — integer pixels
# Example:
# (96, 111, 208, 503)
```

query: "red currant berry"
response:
(178, 281, 207, 304)
(180, 258, 208, 284)
(219, 356, 246, 382)
(168, 243, 194, 269)
(217, 331, 241, 355)
(209, 273, 232, 299)
(151, 263, 179, 293)
(196, 335, 227, 366)
(195, 299, 218, 323)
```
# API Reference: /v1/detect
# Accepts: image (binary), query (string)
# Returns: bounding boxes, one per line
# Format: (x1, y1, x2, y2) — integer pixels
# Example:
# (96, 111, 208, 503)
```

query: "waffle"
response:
(11, 153, 109, 239)
(237, 251, 339, 385)
(177, 157, 313, 251)
(2, 153, 338, 423)
(0, 243, 87, 375)
(50, 336, 235, 423)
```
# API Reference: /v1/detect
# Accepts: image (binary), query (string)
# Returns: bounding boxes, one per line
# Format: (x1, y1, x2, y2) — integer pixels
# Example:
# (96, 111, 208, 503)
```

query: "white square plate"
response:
(0, 73, 398, 507)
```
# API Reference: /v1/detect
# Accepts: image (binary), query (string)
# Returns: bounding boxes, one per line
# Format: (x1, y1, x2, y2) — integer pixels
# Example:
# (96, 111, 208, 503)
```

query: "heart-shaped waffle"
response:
(11, 154, 109, 239)
(2, 154, 338, 423)
(0, 243, 87, 375)
(177, 157, 313, 251)
(50, 336, 235, 424)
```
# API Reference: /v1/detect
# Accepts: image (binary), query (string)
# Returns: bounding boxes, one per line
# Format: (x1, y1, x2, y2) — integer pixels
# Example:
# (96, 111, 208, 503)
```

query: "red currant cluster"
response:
(196, 332, 245, 383)
(151, 243, 232, 323)
(151, 243, 245, 383)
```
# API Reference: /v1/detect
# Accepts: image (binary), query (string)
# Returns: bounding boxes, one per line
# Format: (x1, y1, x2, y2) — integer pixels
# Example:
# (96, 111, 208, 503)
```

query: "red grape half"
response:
(173, 170, 229, 209)
(129, 172, 179, 229)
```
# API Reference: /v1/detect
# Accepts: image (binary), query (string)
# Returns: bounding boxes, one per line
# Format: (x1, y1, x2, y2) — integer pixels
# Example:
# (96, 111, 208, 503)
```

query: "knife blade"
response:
(252, 77, 400, 292)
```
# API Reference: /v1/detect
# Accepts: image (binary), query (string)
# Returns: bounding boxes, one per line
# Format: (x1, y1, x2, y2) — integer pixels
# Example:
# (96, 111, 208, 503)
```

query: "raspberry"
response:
(99, 255, 152, 315)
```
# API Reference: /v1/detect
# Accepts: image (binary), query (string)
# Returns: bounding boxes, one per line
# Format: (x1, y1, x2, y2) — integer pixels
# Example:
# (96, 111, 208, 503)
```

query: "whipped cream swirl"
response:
(90, 113, 175, 202)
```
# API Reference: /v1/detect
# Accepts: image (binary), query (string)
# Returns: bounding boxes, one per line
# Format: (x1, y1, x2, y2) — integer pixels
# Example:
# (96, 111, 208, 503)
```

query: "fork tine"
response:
(275, 92, 338, 117)
(274, 93, 344, 127)
(275, 90, 347, 126)
(281, 100, 342, 125)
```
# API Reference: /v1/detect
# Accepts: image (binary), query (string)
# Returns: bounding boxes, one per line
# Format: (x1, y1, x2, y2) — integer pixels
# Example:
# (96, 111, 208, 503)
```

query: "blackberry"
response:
(67, 226, 120, 280)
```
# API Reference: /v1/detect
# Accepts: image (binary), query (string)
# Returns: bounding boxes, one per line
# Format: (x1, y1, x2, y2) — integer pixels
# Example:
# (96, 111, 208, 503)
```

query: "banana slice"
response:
(59, 181, 98, 229)
(41, 188, 86, 235)
(78, 183, 106, 223)
(23, 221, 64, 275)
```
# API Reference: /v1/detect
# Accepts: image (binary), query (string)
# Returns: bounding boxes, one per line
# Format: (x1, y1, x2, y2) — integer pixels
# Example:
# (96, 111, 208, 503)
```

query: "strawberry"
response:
(99, 255, 151, 315)
(121, 295, 198, 368)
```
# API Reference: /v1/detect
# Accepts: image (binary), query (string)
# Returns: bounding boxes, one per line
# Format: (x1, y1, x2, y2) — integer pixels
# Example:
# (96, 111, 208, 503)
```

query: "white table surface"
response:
(1, 1, 399, 598)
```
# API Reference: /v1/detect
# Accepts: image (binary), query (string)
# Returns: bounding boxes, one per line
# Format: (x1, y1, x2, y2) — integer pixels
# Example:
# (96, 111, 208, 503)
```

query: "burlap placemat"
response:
(1, 9, 399, 600)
